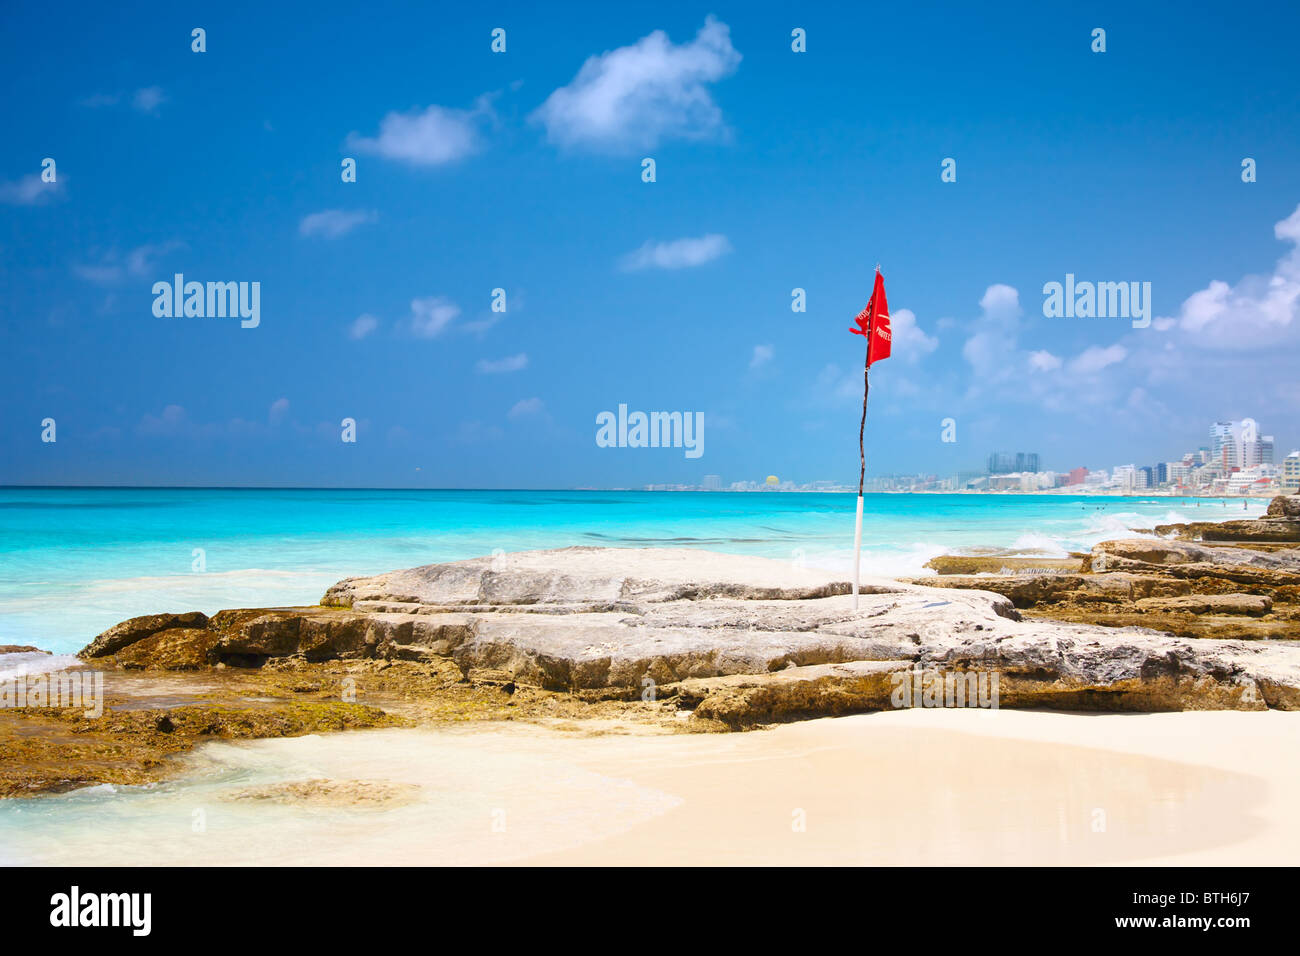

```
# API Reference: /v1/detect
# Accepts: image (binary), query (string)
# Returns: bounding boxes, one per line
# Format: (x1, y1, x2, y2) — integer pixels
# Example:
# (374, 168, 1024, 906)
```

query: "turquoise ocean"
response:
(0, 487, 1270, 660)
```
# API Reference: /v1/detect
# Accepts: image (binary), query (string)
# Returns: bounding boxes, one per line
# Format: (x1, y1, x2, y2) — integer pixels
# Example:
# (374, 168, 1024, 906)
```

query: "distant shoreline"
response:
(0, 485, 1280, 498)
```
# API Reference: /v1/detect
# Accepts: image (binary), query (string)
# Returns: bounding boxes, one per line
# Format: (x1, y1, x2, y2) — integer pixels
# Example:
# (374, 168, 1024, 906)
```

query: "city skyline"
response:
(640, 415, 1298, 495)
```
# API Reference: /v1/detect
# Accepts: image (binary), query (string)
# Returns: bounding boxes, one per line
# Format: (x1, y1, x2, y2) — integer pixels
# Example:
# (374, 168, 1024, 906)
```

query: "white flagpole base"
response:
(852, 495, 864, 610)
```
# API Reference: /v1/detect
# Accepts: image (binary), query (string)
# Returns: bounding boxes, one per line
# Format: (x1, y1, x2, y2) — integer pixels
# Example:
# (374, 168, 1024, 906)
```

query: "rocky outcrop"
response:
(1268, 495, 1300, 518)
(76, 545, 1300, 723)
(1087, 538, 1300, 585)
(924, 555, 1083, 575)
(1133, 594, 1272, 616)
(908, 495, 1300, 643)
(78, 611, 210, 659)
(80, 607, 441, 669)
(322, 547, 859, 608)
(0, 697, 397, 798)
(1154, 497, 1300, 542)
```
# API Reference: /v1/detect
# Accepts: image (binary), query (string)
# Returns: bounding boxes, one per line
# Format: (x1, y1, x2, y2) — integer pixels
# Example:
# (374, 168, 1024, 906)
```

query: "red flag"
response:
(849, 271, 892, 366)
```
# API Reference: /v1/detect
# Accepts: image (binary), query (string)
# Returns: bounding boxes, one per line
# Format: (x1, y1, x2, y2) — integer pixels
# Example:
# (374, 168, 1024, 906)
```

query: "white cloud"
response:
(1068, 344, 1127, 375)
(125, 240, 184, 275)
(72, 264, 122, 283)
(268, 397, 290, 424)
(349, 314, 379, 339)
(137, 404, 189, 437)
(749, 344, 773, 369)
(961, 284, 1024, 382)
(1156, 203, 1300, 350)
(348, 97, 492, 166)
(956, 282, 1133, 414)
(299, 209, 378, 239)
(408, 297, 461, 338)
(532, 17, 740, 151)
(477, 353, 529, 374)
(1028, 350, 1062, 372)
(811, 363, 862, 405)
(454, 420, 505, 443)
(979, 283, 1022, 325)
(132, 86, 166, 113)
(888, 308, 938, 361)
(79, 92, 121, 108)
(79, 87, 166, 114)
(508, 397, 544, 419)
(0, 173, 64, 206)
(73, 240, 183, 284)
(621, 233, 731, 271)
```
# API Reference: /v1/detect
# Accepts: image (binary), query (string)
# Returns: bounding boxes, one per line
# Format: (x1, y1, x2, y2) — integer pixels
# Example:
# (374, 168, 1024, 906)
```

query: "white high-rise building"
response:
(1112, 464, 1137, 491)
(1210, 418, 1271, 470)
(1211, 421, 1236, 467)
(1258, 435, 1275, 466)
(1284, 451, 1300, 493)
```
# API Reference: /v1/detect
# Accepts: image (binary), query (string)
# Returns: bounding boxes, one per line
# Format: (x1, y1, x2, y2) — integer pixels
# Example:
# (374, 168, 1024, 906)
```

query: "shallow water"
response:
(0, 719, 1264, 866)
(0, 726, 683, 866)
(0, 488, 1266, 654)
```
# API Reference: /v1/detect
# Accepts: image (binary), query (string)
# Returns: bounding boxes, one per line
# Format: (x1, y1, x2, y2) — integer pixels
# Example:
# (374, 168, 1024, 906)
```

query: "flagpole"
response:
(853, 360, 869, 609)
(853, 263, 880, 610)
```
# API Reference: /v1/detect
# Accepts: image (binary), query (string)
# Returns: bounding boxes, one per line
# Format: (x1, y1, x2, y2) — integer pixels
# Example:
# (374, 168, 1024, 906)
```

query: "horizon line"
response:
(0, 484, 1265, 499)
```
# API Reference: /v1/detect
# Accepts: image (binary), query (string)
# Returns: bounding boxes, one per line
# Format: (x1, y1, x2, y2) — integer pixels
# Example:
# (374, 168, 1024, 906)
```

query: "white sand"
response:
(5, 710, 1297, 866)
(524, 709, 1300, 866)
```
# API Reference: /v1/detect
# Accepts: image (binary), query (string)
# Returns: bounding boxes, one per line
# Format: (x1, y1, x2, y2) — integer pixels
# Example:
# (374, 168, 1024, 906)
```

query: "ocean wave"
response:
(0, 652, 83, 682)
(1077, 512, 1160, 543)
(1006, 533, 1069, 557)
(800, 542, 949, 578)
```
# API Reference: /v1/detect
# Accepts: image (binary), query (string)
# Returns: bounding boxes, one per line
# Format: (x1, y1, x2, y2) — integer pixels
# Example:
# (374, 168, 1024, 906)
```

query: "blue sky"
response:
(3, 0, 1299, 488)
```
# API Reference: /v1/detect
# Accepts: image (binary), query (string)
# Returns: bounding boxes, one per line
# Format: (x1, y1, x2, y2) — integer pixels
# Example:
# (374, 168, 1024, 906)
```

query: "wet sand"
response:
(529, 710, 1299, 865)
(3, 709, 1296, 866)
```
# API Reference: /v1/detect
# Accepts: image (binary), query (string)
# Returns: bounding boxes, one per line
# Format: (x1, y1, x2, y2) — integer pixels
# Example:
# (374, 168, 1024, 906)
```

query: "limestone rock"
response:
(1134, 594, 1272, 616)
(79, 611, 210, 659)
(76, 547, 1300, 718)
(1154, 497, 1300, 541)
(1088, 539, 1300, 588)
(908, 518, 1300, 643)
(1267, 495, 1300, 518)
(924, 555, 1083, 575)
(113, 628, 218, 670)
(322, 545, 857, 608)
(1201, 519, 1300, 543)
(672, 661, 907, 725)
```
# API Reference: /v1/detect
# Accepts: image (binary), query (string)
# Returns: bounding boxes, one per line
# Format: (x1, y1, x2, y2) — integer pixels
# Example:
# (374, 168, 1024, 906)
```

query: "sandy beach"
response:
(527, 709, 1300, 866)
(5, 709, 1296, 867)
